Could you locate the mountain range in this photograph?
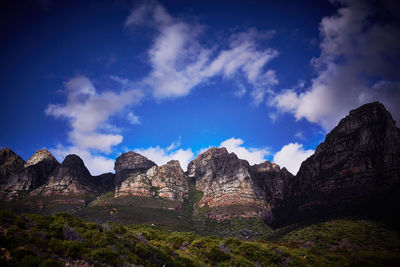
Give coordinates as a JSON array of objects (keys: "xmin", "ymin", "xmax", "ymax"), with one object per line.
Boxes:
[{"xmin": 1, "ymin": 101, "xmax": 399, "ymax": 229}]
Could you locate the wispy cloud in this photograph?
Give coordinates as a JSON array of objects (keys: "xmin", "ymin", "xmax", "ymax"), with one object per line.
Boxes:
[
  {"xmin": 270, "ymin": 0, "xmax": 400, "ymax": 130},
  {"xmin": 127, "ymin": 112, "xmax": 140, "ymax": 125},
  {"xmin": 45, "ymin": 75, "xmax": 143, "ymax": 174},
  {"xmin": 126, "ymin": 1, "xmax": 278, "ymax": 104}
]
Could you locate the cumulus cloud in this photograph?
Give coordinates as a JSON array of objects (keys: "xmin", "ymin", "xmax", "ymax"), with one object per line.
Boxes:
[
  {"xmin": 219, "ymin": 137, "xmax": 270, "ymax": 165},
  {"xmin": 46, "ymin": 75, "xmax": 143, "ymax": 174},
  {"xmin": 134, "ymin": 140, "xmax": 194, "ymax": 171},
  {"xmin": 270, "ymin": 0, "xmax": 400, "ymax": 130},
  {"xmin": 273, "ymin": 143, "xmax": 314, "ymax": 175},
  {"xmin": 126, "ymin": 1, "xmax": 278, "ymax": 104}
]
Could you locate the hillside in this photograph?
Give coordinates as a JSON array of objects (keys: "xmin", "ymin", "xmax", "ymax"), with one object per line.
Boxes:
[{"xmin": 0, "ymin": 211, "xmax": 399, "ymax": 266}]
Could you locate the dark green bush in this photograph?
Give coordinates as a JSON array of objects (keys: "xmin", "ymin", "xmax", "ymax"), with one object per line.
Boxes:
[{"xmin": 90, "ymin": 247, "xmax": 121, "ymax": 265}]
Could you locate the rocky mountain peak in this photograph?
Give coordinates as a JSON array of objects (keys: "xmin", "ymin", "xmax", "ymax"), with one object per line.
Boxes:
[
  {"xmin": 0, "ymin": 148, "xmax": 25, "ymax": 172},
  {"xmin": 30, "ymin": 154, "xmax": 98, "ymax": 203},
  {"xmin": 114, "ymin": 151, "xmax": 156, "ymax": 185},
  {"xmin": 252, "ymin": 161, "xmax": 281, "ymax": 173},
  {"xmin": 25, "ymin": 149, "xmax": 58, "ymax": 167},
  {"xmin": 187, "ymin": 147, "xmax": 268, "ymax": 219},
  {"xmin": 115, "ymin": 151, "xmax": 156, "ymax": 173},
  {"xmin": 316, "ymin": 101, "xmax": 399, "ymax": 155},
  {"xmin": 115, "ymin": 159, "xmax": 189, "ymax": 204},
  {"xmin": 59, "ymin": 154, "xmax": 91, "ymax": 178},
  {"xmin": 281, "ymin": 101, "xmax": 400, "ymax": 227}
]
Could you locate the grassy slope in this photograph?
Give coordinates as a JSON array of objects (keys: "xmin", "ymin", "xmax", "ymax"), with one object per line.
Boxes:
[{"xmin": 0, "ymin": 211, "xmax": 399, "ymax": 266}]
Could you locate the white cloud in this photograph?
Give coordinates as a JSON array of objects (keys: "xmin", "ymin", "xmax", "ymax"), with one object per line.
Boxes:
[
  {"xmin": 294, "ymin": 131, "xmax": 305, "ymax": 140},
  {"xmin": 127, "ymin": 112, "xmax": 140, "ymax": 125},
  {"xmin": 46, "ymin": 75, "xmax": 143, "ymax": 174},
  {"xmin": 219, "ymin": 137, "xmax": 270, "ymax": 166},
  {"xmin": 51, "ymin": 145, "xmax": 115, "ymax": 176},
  {"xmin": 273, "ymin": 143, "xmax": 314, "ymax": 175},
  {"xmin": 126, "ymin": 2, "xmax": 278, "ymax": 104},
  {"xmin": 234, "ymin": 84, "xmax": 247, "ymax": 97},
  {"xmin": 270, "ymin": 1, "xmax": 400, "ymax": 130},
  {"xmin": 135, "ymin": 143, "xmax": 194, "ymax": 172}
]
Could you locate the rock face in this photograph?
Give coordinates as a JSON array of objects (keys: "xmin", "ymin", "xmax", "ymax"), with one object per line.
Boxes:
[
  {"xmin": 281, "ymin": 102, "xmax": 400, "ymax": 226},
  {"xmin": 187, "ymin": 147, "xmax": 269, "ymax": 220},
  {"xmin": 251, "ymin": 161, "xmax": 294, "ymax": 225},
  {"xmin": 0, "ymin": 149, "xmax": 59, "ymax": 199},
  {"xmin": 0, "ymin": 148, "xmax": 26, "ymax": 197},
  {"xmin": 116, "ymin": 160, "xmax": 189, "ymax": 202},
  {"xmin": 31, "ymin": 154, "xmax": 99, "ymax": 202},
  {"xmin": 114, "ymin": 151, "xmax": 156, "ymax": 186}
]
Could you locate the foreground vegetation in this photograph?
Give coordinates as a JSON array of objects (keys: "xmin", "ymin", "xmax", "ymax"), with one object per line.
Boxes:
[{"xmin": 0, "ymin": 211, "xmax": 399, "ymax": 266}]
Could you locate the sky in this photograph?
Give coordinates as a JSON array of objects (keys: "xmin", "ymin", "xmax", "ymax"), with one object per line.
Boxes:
[{"xmin": 1, "ymin": 0, "xmax": 399, "ymax": 175}]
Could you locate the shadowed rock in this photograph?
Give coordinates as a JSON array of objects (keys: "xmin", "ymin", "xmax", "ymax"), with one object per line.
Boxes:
[
  {"xmin": 280, "ymin": 102, "xmax": 400, "ymax": 227},
  {"xmin": 114, "ymin": 151, "xmax": 156, "ymax": 186},
  {"xmin": 0, "ymin": 148, "xmax": 59, "ymax": 200},
  {"xmin": 30, "ymin": 154, "xmax": 98, "ymax": 202}
]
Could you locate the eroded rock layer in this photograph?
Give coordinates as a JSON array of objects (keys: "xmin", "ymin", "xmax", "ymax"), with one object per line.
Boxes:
[
  {"xmin": 114, "ymin": 151, "xmax": 156, "ymax": 186},
  {"xmin": 116, "ymin": 160, "xmax": 189, "ymax": 202},
  {"xmin": 0, "ymin": 149, "xmax": 59, "ymax": 200},
  {"xmin": 283, "ymin": 102, "xmax": 400, "ymax": 226},
  {"xmin": 31, "ymin": 154, "xmax": 99, "ymax": 203},
  {"xmin": 251, "ymin": 161, "xmax": 294, "ymax": 225},
  {"xmin": 187, "ymin": 147, "xmax": 268, "ymax": 220}
]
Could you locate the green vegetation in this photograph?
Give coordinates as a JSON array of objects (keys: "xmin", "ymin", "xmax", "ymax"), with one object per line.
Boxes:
[{"xmin": 0, "ymin": 210, "xmax": 399, "ymax": 266}]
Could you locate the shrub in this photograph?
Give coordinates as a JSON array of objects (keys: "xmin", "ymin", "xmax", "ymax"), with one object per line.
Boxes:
[{"xmin": 90, "ymin": 247, "xmax": 121, "ymax": 265}]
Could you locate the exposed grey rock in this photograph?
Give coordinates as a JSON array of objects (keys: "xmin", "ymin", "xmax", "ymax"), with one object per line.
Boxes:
[
  {"xmin": 251, "ymin": 161, "xmax": 294, "ymax": 225},
  {"xmin": 187, "ymin": 147, "xmax": 268, "ymax": 220},
  {"xmin": 116, "ymin": 160, "xmax": 189, "ymax": 202},
  {"xmin": 30, "ymin": 154, "xmax": 99, "ymax": 202},
  {"xmin": 0, "ymin": 148, "xmax": 59, "ymax": 200},
  {"xmin": 114, "ymin": 151, "xmax": 156, "ymax": 185}
]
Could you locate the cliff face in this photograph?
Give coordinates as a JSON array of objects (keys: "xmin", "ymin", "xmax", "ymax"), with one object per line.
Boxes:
[
  {"xmin": 187, "ymin": 147, "xmax": 269, "ymax": 219},
  {"xmin": 0, "ymin": 148, "xmax": 26, "ymax": 192},
  {"xmin": 116, "ymin": 160, "xmax": 189, "ymax": 202},
  {"xmin": 251, "ymin": 161, "xmax": 294, "ymax": 225},
  {"xmin": 1, "ymin": 102, "xmax": 399, "ymax": 227},
  {"xmin": 30, "ymin": 154, "xmax": 101, "ymax": 203},
  {"xmin": 283, "ymin": 102, "xmax": 400, "ymax": 226},
  {"xmin": 114, "ymin": 151, "xmax": 156, "ymax": 186},
  {"xmin": 0, "ymin": 149, "xmax": 59, "ymax": 200}
]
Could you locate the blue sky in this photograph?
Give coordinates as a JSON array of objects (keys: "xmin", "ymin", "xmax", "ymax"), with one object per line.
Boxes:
[{"xmin": 1, "ymin": 0, "xmax": 399, "ymax": 175}]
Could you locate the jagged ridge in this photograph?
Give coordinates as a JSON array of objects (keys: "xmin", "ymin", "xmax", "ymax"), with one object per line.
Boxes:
[{"xmin": 0, "ymin": 102, "xmax": 399, "ymax": 227}]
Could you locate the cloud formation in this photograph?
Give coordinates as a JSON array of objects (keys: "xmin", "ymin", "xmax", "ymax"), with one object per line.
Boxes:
[
  {"xmin": 271, "ymin": 0, "xmax": 400, "ymax": 130},
  {"xmin": 126, "ymin": 1, "xmax": 278, "ymax": 104},
  {"xmin": 219, "ymin": 137, "xmax": 270, "ymax": 166},
  {"xmin": 46, "ymin": 75, "xmax": 143, "ymax": 174},
  {"xmin": 273, "ymin": 143, "xmax": 314, "ymax": 175},
  {"xmin": 134, "ymin": 141, "xmax": 194, "ymax": 171}
]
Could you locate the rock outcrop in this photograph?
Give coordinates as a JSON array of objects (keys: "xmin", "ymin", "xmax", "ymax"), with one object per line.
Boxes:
[
  {"xmin": 251, "ymin": 161, "xmax": 294, "ymax": 225},
  {"xmin": 187, "ymin": 147, "xmax": 268, "ymax": 220},
  {"xmin": 31, "ymin": 154, "xmax": 100, "ymax": 203},
  {"xmin": 114, "ymin": 151, "xmax": 156, "ymax": 186},
  {"xmin": 280, "ymin": 102, "xmax": 400, "ymax": 226},
  {"xmin": 116, "ymin": 160, "xmax": 189, "ymax": 203},
  {"xmin": 0, "ymin": 149, "xmax": 59, "ymax": 200}
]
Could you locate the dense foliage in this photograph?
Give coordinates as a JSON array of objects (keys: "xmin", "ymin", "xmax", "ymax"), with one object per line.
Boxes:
[{"xmin": 0, "ymin": 211, "xmax": 399, "ymax": 266}]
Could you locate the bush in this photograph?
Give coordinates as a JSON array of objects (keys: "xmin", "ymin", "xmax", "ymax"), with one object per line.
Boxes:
[{"xmin": 90, "ymin": 247, "xmax": 121, "ymax": 265}]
